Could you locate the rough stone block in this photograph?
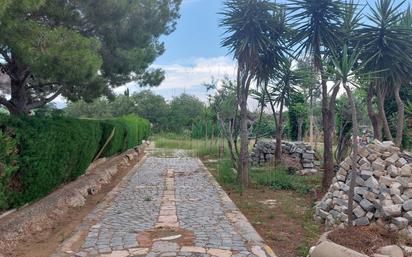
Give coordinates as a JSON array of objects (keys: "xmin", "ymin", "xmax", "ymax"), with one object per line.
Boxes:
[
  {"xmin": 358, "ymin": 147, "xmax": 369, "ymax": 158},
  {"xmin": 386, "ymin": 153, "xmax": 400, "ymax": 164},
  {"xmin": 360, "ymin": 199, "xmax": 375, "ymax": 212},
  {"xmin": 353, "ymin": 205, "xmax": 366, "ymax": 218},
  {"xmin": 354, "ymin": 217, "xmax": 370, "ymax": 226},
  {"xmin": 403, "ymin": 211, "xmax": 412, "ymax": 221},
  {"xmin": 393, "ymin": 217, "xmax": 409, "ymax": 229},
  {"xmin": 354, "ymin": 186, "xmax": 368, "ymax": 196},
  {"xmin": 372, "ymin": 158, "xmax": 386, "ymax": 172},
  {"xmin": 403, "ymin": 200, "xmax": 412, "ymax": 211},
  {"xmin": 388, "ymin": 165, "xmax": 399, "ymax": 177},
  {"xmin": 365, "ymin": 176, "xmax": 379, "ymax": 189},
  {"xmin": 380, "ymin": 176, "xmax": 395, "ymax": 187},
  {"xmin": 392, "ymin": 194, "xmax": 404, "ymax": 204},
  {"xmin": 382, "ymin": 204, "xmax": 402, "ymax": 217},
  {"xmin": 367, "ymin": 154, "xmax": 379, "ymax": 162},
  {"xmin": 401, "ymin": 165, "xmax": 412, "ymax": 177}
]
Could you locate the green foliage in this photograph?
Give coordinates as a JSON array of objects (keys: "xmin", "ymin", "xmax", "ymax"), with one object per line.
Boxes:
[
  {"xmin": 119, "ymin": 115, "xmax": 150, "ymax": 149},
  {"xmin": 99, "ymin": 119, "xmax": 128, "ymax": 157},
  {"xmin": 252, "ymin": 168, "xmax": 320, "ymax": 195},
  {"xmin": 0, "ymin": 127, "xmax": 18, "ymax": 210},
  {"xmin": 288, "ymin": 92, "xmax": 308, "ymax": 141},
  {"xmin": 132, "ymin": 90, "xmax": 170, "ymax": 129},
  {"xmin": 191, "ymin": 120, "xmax": 220, "ymax": 139},
  {"xmin": 0, "ymin": 0, "xmax": 182, "ymax": 114},
  {"xmin": 0, "ymin": 114, "xmax": 149, "ymax": 210},
  {"xmin": 385, "ymin": 85, "xmax": 412, "ymax": 149},
  {"xmin": 168, "ymin": 94, "xmax": 204, "ymax": 132},
  {"xmin": 250, "ymin": 113, "xmax": 275, "ymax": 138}
]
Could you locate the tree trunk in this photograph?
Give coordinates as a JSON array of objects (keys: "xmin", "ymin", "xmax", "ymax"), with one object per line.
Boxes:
[
  {"xmin": 315, "ymin": 44, "xmax": 338, "ymax": 191},
  {"xmin": 255, "ymin": 103, "xmax": 264, "ymax": 145},
  {"xmin": 309, "ymin": 94, "xmax": 314, "ymax": 147},
  {"xmin": 394, "ymin": 84, "xmax": 405, "ymax": 147},
  {"xmin": 297, "ymin": 117, "xmax": 304, "ymax": 142},
  {"xmin": 239, "ymin": 97, "xmax": 249, "ymax": 187},
  {"xmin": 217, "ymin": 114, "xmax": 238, "ymax": 169},
  {"xmin": 344, "ymin": 84, "xmax": 359, "ymax": 228},
  {"xmin": 367, "ymin": 84, "xmax": 383, "ymax": 141},
  {"xmin": 377, "ymin": 88, "xmax": 393, "ymax": 141},
  {"xmin": 274, "ymin": 100, "xmax": 284, "ymax": 161},
  {"xmin": 321, "ymin": 77, "xmax": 338, "ymax": 190}
]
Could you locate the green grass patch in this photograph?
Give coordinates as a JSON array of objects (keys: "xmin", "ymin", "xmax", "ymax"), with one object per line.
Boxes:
[
  {"xmin": 251, "ymin": 166, "xmax": 321, "ymax": 195},
  {"xmin": 154, "ymin": 133, "xmax": 227, "ymax": 159}
]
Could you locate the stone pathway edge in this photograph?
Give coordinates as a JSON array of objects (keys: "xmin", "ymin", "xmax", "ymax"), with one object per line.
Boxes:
[
  {"xmin": 196, "ymin": 159, "xmax": 278, "ymax": 257},
  {"xmin": 53, "ymin": 155, "xmax": 149, "ymax": 256}
]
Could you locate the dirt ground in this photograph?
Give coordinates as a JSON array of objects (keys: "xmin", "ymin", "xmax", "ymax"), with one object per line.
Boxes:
[
  {"xmin": 5, "ymin": 154, "xmax": 143, "ymax": 257},
  {"xmin": 328, "ymin": 226, "xmax": 397, "ymax": 256},
  {"xmin": 222, "ymin": 185, "xmax": 322, "ymax": 257}
]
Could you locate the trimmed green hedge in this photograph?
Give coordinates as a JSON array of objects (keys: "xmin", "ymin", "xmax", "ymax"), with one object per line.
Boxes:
[{"xmin": 0, "ymin": 114, "xmax": 150, "ymax": 210}]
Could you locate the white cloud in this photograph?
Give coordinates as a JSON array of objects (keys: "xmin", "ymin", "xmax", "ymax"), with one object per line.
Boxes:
[{"xmin": 151, "ymin": 56, "xmax": 237, "ymax": 92}]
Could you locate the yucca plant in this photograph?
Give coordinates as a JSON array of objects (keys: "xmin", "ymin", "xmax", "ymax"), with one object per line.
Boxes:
[
  {"xmin": 289, "ymin": 0, "xmax": 344, "ymax": 190},
  {"xmin": 330, "ymin": 44, "xmax": 371, "ymax": 227},
  {"xmin": 359, "ymin": 0, "xmax": 412, "ymax": 146},
  {"xmin": 220, "ymin": 0, "xmax": 287, "ymax": 187}
]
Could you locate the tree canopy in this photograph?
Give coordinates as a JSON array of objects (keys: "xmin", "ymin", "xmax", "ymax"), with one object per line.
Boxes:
[{"xmin": 0, "ymin": 0, "xmax": 182, "ymax": 115}]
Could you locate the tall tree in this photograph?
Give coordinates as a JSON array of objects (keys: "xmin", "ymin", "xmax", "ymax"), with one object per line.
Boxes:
[
  {"xmin": 295, "ymin": 58, "xmax": 319, "ymax": 146},
  {"xmin": 0, "ymin": 0, "xmax": 181, "ymax": 115},
  {"xmin": 331, "ymin": 45, "xmax": 366, "ymax": 227},
  {"xmin": 265, "ymin": 59, "xmax": 299, "ymax": 161},
  {"xmin": 289, "ymin": 0, "xmax": 343, "ymax": 190},
  {"xmin": 359, "ymin": 0, "xmax": 412, "ymax": 146},
  {"xmin": 221, "ymin": 0, "xmax": 286, "ymax": 187},
  {"xmin": 132, "ymin": 90, "xmax": 169, "ymax": 129}
]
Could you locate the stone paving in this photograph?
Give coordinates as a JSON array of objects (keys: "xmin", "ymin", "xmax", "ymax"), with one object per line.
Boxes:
[{"xmin": 53, "ymin": 148, "xmax": 276, "ymax": 257}]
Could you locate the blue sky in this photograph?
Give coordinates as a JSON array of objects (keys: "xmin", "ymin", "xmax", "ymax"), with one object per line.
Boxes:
[
  {"xmin": 121, "ymin": 0, "xmax": 237, "ymax": 102},
  {"xmin": 115, "ymin": 0, "xmax": 404, "ymax": 103}
]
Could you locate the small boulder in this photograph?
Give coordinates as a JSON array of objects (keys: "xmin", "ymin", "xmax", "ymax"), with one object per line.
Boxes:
[{"xmin": 376, "ymin": 245, "xmax": 404, "ymax": 257}]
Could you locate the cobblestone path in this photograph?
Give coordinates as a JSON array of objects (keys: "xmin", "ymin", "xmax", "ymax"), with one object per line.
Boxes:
[{"xmin": 54, "ymin": 148, "xmax": 276, "ymax": 257}]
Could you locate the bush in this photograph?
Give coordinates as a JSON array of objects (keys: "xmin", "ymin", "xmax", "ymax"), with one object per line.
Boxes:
[
  {"xmin": 0, "ymin": 114, "xmax": 149, "ymax": 210},
  {"xmin": 100, "ymin": 119, "xmax": 128, "ymax": 157}
]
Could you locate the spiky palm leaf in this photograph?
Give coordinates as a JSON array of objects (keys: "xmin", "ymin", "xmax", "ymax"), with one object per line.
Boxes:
[
  {"xmin": 221, "ymin": 0, "xmax": 287, "ymax": 77},
  {"xmin": 288, "ymin": 0, "xmax": 343, "ymax": 67},
  {"xmin": 359, "ymin": 0, "xmax": 412, "ymax": 84}
]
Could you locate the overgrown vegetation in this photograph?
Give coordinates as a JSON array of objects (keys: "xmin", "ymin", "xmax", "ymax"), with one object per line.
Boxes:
[{"xmin": 0, "ymin": 114, "xmax": 150, "ymax": 210}]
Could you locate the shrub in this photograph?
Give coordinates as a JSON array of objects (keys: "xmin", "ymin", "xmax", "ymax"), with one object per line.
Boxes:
[
  {"xmin": 100, "ymin": 119, "xmax": 127, "ymax": 157},
  {"xmin": 0, "ymin": 114, "xmax": 149, "ymax": 210},
  {"xmin": 120, "ymin": 115, "xmax": 150, "ymax": 148}
]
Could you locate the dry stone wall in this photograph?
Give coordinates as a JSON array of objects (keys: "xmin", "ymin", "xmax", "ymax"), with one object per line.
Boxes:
[
  {"xmin": 316, "ymin": 140, "xmax": 412, "ymax": 234},
  {"xmin": 250, "ymin": 141, "xmax": 318, "ymax": 174}
]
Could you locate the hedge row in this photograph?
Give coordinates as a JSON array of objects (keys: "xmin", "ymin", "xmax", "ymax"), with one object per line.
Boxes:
[{"xmin": 0, "ymin": 114, "xmax": 150, "ymax": 210}]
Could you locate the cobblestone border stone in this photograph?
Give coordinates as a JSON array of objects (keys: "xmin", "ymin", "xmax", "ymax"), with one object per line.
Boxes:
[
  {"xmin": 52, "ymin": 154, "xmax": 149, "ymax": 257},
  {"xmin": 196, "ymin": 159, "xmax": 278, "ymax": 257}
]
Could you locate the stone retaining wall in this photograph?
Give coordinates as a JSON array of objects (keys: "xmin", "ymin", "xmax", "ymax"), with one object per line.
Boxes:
[
  {"xmin": 0, "ymin": 142, "xmax": 150, "ymax": 253},
  {"xmin": 315, "ymin": 140, "xmax": 412, "ymax": 235},
  {"xmin": 250, "ymin": 141, "xmax": 318, "ymax": 174}
]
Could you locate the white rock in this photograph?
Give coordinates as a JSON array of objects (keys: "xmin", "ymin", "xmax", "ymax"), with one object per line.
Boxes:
[
  {"xmin": 382, "ymin": 204, "xmax": 402, "ymax": 217},
  {"xmin": 376, "ymin": 245, "xmax": 404, "ymax": 257}
]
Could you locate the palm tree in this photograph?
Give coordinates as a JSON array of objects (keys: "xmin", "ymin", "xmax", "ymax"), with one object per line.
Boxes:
[
  {"xmin": 265, "ymin": 59, "xmax": 299, "ymax": 161},
  {"xmin": 359, "ymin": 0, "xmax": 412, "ymax": 147},
  {"xmin": 289, "ymin": 0, "xmax": 343, "ymax": 190},
  {"xmin": 221, "ymin": 0, "xmax": 286, "ymax": 187},
  {"xmin": 330, "ymin": 44, "xmax": 368, "ymax": 227}
]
